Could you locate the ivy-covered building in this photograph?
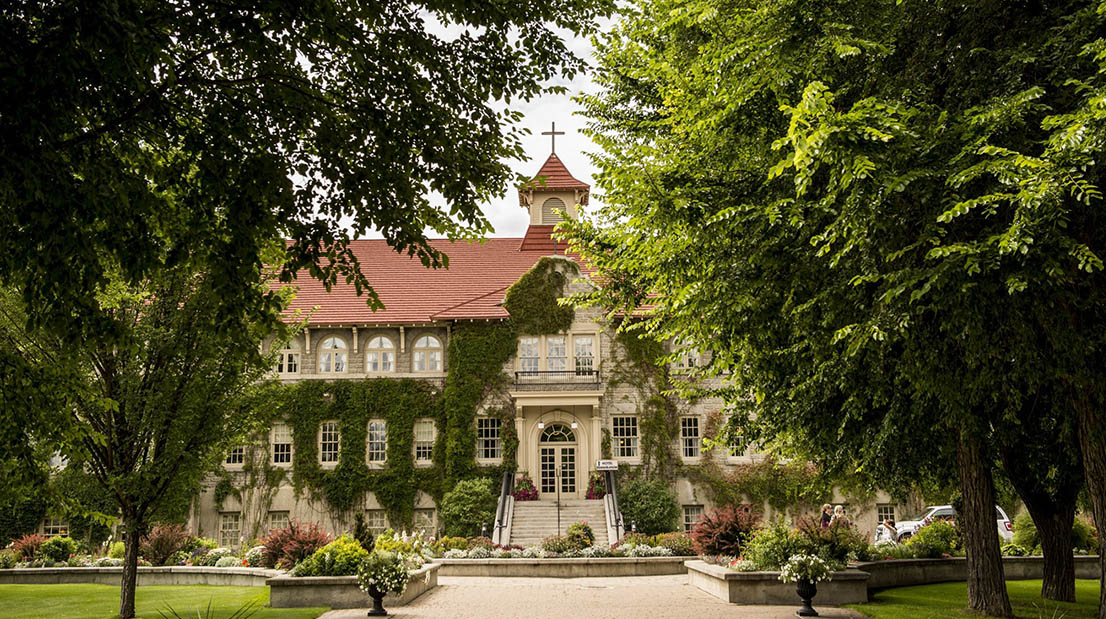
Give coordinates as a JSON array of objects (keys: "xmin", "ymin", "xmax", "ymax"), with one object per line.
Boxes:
[{"xmin": 193, "ymin": 151, "xmax": 898, "ymax": 547}]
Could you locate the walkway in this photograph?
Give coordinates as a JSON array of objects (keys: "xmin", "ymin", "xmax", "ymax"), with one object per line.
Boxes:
[{"xmin": 319, "ymin": 575, "xmax": 865, "ymax": 618}]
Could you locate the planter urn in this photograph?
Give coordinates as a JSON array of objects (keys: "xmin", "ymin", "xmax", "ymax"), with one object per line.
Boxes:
[
  {"xmin": 366, "ymin": 585, "xmax": 388, "ymax": 616},
  {"xmin": 795, "ymin": 578, "xmax": 818, "ymax": 617}
]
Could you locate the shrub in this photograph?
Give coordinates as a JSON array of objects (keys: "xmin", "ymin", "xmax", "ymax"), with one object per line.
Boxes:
[
  {"xmin": 215, "ymin": 556, "xmax": 240, "ymax": 568},
  {"xmin": 373, "ymin": 530, "xmax": 433, "ymax": 567},
  {"xmin": 436, "ymin": 536, "xmax": 469, "ymax": 552},
  {"xmin": 1074, "ymin": 516, "xmax": 1097, "ymax": 552},
  {"xmin": 540, "ymin": 535, "xmax": 573, "ymax": 554},
  {"xmin": 653, "ymin": 532, "xmax": 695, "ymax": 556},
  {"xmin": 618, "ymin": 479, "xmax": 681, "ymax": 535},
  {"xmin": 440, "ymin": 478, "xmax": 498, "ymax": 538},
  {"xmin": 727, "ymin": 558, "xmax": 757, "ymax": 572},
  {"xmin": 198, "ymin": 547, "xmax": 237, "ymax": 567},
  {"xmin": 291, "ymin": 535, "xmax": 369, "ymax": 577},
  {"xmin": 465, "ymin": 536, "xmax": 495, "ymax": 550},
  {"xmin": 93, "ymin": 557, "xmax": 123, "ymax": 567},
  {"xmin": 1012, "ymin": 511, "xmax": 1037, "ymax": 550},
  {"xmin": 870, "ymin": 542, "xmax": 916, "ymax": 560},
  {"xmin": 107, "ymin": 541, "xmax": 125, "ymax": 559},
  {"xmin": 467, "ymin": 546, "xmax": 492, "ymax": 559},
  {"xmin": 139, "ymin": 523, "xmax": 192, "ymax": 566},
  {"xmin": 513, "ymin": 475, "xmax": 539, "ymax": 502},
  {"xmin": 617, "ymin": 532, "xmax": 653, "ymax": 548},
  {"xmin": 357, "ymin": 550, "xmax": 410, "ymax": 596},
  {"xmin": 167, "ymin": 549, "xmax": 190, "ymax": 566},
  {"xmin": 0, "ymin": 550, "xmax": 16, "ymax": 569},
  {"xmin": 10, "ymin": 533, "xmax": 47, "ymax": 560},
  {"xmin": 691, "ymin": 505, "xmax": 760, "ymax": 557},
  {"xmin": 626, "ymin": 544, "xmax": 672, "ymax": 557},
  {"xmin": 1012, "ymin": 511, "xmax": 1098, "ymax": 553},
  {"xmin": 566, "ymin": 522, "xmax": 595, "ymax": 549},
  {"xmin": 1002, "ymin": 543, "xmax": 1030, "ymax": 557},
  {"xmin": 906, "ymin": 520, "xmax": 960, "ymax": 559},
  {"xmin": 260, "ymin": 521, "xmax": 332, "ymax": 570},
  {"xmin": 39, "ymin": 536, "xmax": 79, "ymax": 563},
  {"xmin": 743, "ymin": 520, "xmax": 801, "ymax": 570},
  {"xmin": 586, "ymin": 473, "xmax": 606, "ymax": 500},
  {"xmin": 794, "ymin": 516, "xmax": 870, "ymax": 563},
  {"xmin": 580, "ymin": 545, "xmax": 612, "ymax": 558},
  {"xmin": 244, "ymin": 545, "xmax": 266, "ymax": 567},
  {"xmin": 351, "ymin": 513, "xmax": 375, "ymax": 554}
]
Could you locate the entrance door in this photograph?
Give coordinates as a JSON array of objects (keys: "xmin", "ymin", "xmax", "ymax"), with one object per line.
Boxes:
[{"xmin": 539, "ymin": 424, "xmax": 578, "ymax": 499}]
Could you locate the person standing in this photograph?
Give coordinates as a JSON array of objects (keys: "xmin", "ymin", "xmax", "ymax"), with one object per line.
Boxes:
[
  {"xmin": 875, "ymin": 518, "xmax": 897, "ymax": 543},
  {"xmin": 820, "ymin": 504, "xmax": 833, "ymax": 527},
  {"xmin": 831, "ymin": 504, "xmax": 847, "ymax": 525}
]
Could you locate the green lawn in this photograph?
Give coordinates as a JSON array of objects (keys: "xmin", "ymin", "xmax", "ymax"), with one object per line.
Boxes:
[
  {"xmin": 847, "ymin": 579, "xmax": 1101, "ymax": 619},
  {"xmin": 0, "ymin": 584, "xmax": 328, "ymax": 619}
]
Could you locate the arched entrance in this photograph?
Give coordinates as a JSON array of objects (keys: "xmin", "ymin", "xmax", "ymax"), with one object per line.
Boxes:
[{"xmin": 539, "ymin": 423, "xmax": 578, "ymax": 499}]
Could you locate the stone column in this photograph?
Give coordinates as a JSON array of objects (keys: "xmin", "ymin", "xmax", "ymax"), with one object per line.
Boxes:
[
  {"xmin": 515, "ymin": 406, "xmax": 527, "ymax": 475},
  {"xmin": 591, "ymin": 407, "xmax": 601, "ymax": 464}
]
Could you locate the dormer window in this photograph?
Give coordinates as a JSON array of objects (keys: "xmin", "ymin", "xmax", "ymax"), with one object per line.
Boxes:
[{"xmin": 541, "ymin": 197, "xmax": 566, "ymax": 224}]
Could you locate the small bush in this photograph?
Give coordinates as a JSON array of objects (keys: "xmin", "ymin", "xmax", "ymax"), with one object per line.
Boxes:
[
  {"xmin": 743, "ymin": 520, "xmax": 801, "ymax": 570},
  {"xmin": 794, "ymin": 516, "xmax": 870, "ymax": 563},
  {"xmin": 260, "ymin": 521, "xmax": 332, "ymax": 570},
  {"xmin": 566, "ymin": 522, "xmax": 595, "ymax": 549},
  {"xmin": 691, "ymin": 505, "xmax": 760, "ymax": 557},
  {"xmin": 617, "ymin": 532, "xmax": 653, "ymax": 548},
  {"xmin": 10, "ymin": 533, "xmax": 47, "ymax": 560},
  {"xmin": 39, "ymin": 536, "xmax": 79, "ymax": 563},
  {"xmin": 436, "ymin": 536, "xmax": 469, "ymax": 552},
  {"xmin": 618, "ymin": 479, "xmax": 681, "ymax": 535},
  {"xmin": 139, "ymin": 523, "xmax": 192, "ymax": 566},
  {"xmin": 93, "ymin": 557, "xmax": 123, "ymax": 567},
  {"xmin": 1001, "ymin": 543, "xmax": 1030, "ymax": 556},
  {"xmin": 197, "ymin": 547, "xmax": 236, "ymax": 567},
  {"xmin": 0, "ymin": 550, "xmax": 16, "ymax": 568},
  {"xmin": 540, "ymin": 535, "xmax": 574, "ymax": 554},
  {"xmin": 626, "ymin": 544, "xmax": 672, "ymax": 557},
  {"xmin": 1012, "ymin": 512, "xmax": 1098, "ymax": 553},
  {"xmin": 440, "ymin": 478, "xmax": 498, "ymax": 538},
  {"xmin": 107, "ymin": 541, "xmax": 125, "ymax": 559},
  {"xmin": 513, "ymin": 475, "xmax": 539, "ymax": 501},
  {"xmin": 1012, "ymin": 512, "xmax": 1037, "ymax": 550},
  {"xmin": 907, "ymin": 520, "xmax": 960, "ymax": 559},
  {"xmin": 653, "ymin": 532, "xmax": 695, "ymax": 556},
  {"xmin": 351, "ymin": 513, "xmax": 375, "ymax": 554},
  {"xmin": 465, "ymin": 536, "xmax": 495, "ymax": 550},
  {"xmin": 467, "ymin": 546, "xmax": 492, "ymax": 559},
  {"xmin": 585, "ymin": 473, "xmax": 606, "ymax": 500},
  {"xmin": 1074, "ymin": 516, "xmax": 1097, "ymax": 552},
  {"xmin": 291, "ymin": 535, "xmax": 369, "ymax": 577},
  {"xmin": 214, "ymin": 556, "xmax": 240, "ymax": 568}
]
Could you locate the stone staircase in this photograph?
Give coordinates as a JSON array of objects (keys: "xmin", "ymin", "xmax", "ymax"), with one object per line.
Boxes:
[{"xmin": 508, "ymin": 499, "xmax": 610, "ymax": 548}]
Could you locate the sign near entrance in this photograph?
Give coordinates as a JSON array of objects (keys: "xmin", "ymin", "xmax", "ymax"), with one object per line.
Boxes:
[{"xmin": 595, "ymin": 460, "xmax": 618, "ymax": 471}]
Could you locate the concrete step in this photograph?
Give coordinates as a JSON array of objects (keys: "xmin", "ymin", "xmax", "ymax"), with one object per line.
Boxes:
[{"xmin": 508, "ymin": 500, "xmax": 609, "ymax": 548}]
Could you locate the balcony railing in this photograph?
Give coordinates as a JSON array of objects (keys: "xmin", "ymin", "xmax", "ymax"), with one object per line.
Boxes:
[{"xmin": 513, "ymin": 369, "xmax": 602, "ymax": 390}]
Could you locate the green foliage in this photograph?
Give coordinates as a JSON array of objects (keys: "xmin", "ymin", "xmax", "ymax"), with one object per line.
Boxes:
[
  {"xmin": 259, "ymin": 522, "xmax": 332, "ymax": 570},
  {"xmin": 744, "ymin": 520, "xmax": 802, "ymax": 570},
  {"xmin": 688, "ymin": 455, "xmax": 832, "ymax": 513},
  {"xmin": 1012, "ymin": 511, "xmax": 1039, "ymax": 551},
  {"xmin": 610, "ymin": 331, "xmax": 679, "ymax": 478},
  {"xmin": 0, "ymin": 550, "xmax": 15, "ymax": 569},
  {"xmin": 618, "ymin": 478, "xmax": 681, "ymax": 535},
  {"xmin": 139, "ymin": 523, "xmax": 192, "ymax": 567},
  {"xmin": 435, "ymin": 537, "xmax": 470, "ymax": 552},
  {"xmin": 351, "ymin": 513, "xmax": 375, "ymax": 555},
  {"xmin": 566, "ymin": 522, "xmax": 596, "ymax": 548},
  {"xmin": 1002, "ymin": 544, "xmax": 1031, "ymax": 557},
  {"xmin": 907, "ymin": 521, "xmax": 961, "ymax": 559},
  {"xmin": 0, "ymin": 492, "xmax": 46, "ymax": 545},
  {"xmin": 689, "ymin": 505, "xmax": 759, "ymax": 557},
  {"xmin": 793, "ymin": 517, "xmax": 871, "ymax": 563},
  {"xmin": 108, "ymin": 542, "xmax": 126, "ymax": 559},
  {"xmin": 358, "ymin": 550, "xmax": 410, "ymax": 595},
  {"xmin": 440, "ymin": 478, "xmax": 498, "ymax": 538},
  {"xmin": 38, "ymin": 536, "xmax": 78, "ymax": 563},
  {"xmin": 652, "ymin": 532, "xmax": 695, "ymax": 556},
  {"xmin": 50, "ymin": 468, "xmax": 118, "ymax": 545},
  {"xmin": 291, "ymin": 535, "xmax": 369, "ymax": 577},
  {"xmin": 503, "ymin": 257, "xmax": 578, "ymax": 335},
  {"xmin": 1012, "ymin": 512, "xmax": 1098, "ymax": 553}
]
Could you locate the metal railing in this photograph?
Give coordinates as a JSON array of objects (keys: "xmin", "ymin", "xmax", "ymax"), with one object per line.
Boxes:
[
  {"xmin": 513, "ymin": 369, "xmax": 602, "ymax": 389},
  {"xmin": 492, "ymin": 471, "xmax": 515, "ymax": 545},
  {"xmin": 604, "ymin": 469, "xmax": 624, "ymax": 541}
]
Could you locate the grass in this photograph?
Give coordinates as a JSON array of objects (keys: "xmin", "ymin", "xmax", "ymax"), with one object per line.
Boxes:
[
  {"xmin": 846, "ymin": 579, "xmax": 1101, "ymax": 619},
  {"xmin": 0, "ymin": 584, "xmax": 328, "ymax": 619}
]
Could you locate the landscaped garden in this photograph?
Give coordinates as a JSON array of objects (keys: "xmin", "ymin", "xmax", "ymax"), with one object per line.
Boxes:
[{"xmin": 847, "ymin": 580, "xmax": 1103, "ymax": 619}]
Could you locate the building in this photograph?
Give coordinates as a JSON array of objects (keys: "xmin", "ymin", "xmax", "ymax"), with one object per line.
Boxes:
[{"xmin": 190, "ymin": 148, "xmax": 899, "ymax": 548}]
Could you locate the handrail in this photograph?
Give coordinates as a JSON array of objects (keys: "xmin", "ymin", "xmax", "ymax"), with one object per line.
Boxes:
[
  {"xmin": 492, "ymin": 471, "xmax": 514, "ymax": 545},
  {"xmin": 513, "ymin": 370, "xmax": 602, "ymax": 389},
  {"xmin": 604, "ymin": 469, "xmax": 624, "ymax": 542}
]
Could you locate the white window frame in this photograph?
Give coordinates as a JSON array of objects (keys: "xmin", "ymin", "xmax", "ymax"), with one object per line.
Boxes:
[
  {"xmin": 276, "ymin": 337, "xmax": 300, "ymax": 375},
  {"xmin": 519, "ymin": 337, "xmax": 540, "ymax": 374},
  {"xmin": 366, "ymin": 419, "xmax": 387, "ymax": 465},
  {"xmin": 573, "ymin": 334, "xmax": 595, "ymax": 375},
  {"xmin": 611, "ymin": 416, "xmax": 639, "ymax": 459},
  {"xmin": 41, "ymin": 518, "xmax": 68, "ymax": 536},
  {"xmin": 672, "ymin": 339, "xmax": 700, "ymax": 371},
  {"xmin": 683, "ymin": 505, "xmax": 704, "ymax": 533},
  {"xmin": 365, "ymin": 335, "xmax": 396, "ymax": 373},
  {"xmin": 225, "ymin": 446, "xmax": 245, "ymax": 467},
  {"xmin": 681, "ymin": 416, "xmax": 701, "ymax": 459},
  {"xmin": 476, "ymin": 417, "xmax": 502, "ymax": 462},
  {"xmin": 414, "ymin": 508, "xmax": 436, "ymax": 536},
  {"xmin": 413, "ymin": 335, "xmax": 443, "ymax": 372},
  {"xmin": 318, "ymin": 336, "xmax": 348, "ymax": 374},
  {"xmin": 877, "ymin": 504, "xmax": 896, "ymax": 524},
  {"xmin": 413, "ymin": 419, "xmax": 435, "ymax": 465},
  {"xmin": 546, "ymin": 335, "xmax": 567, "ymax": 374},
  {"xmin": 319, "ymin": 420, "xmax": 341, "ymax": 465},
  {"xmin": 267, "ymin": 511, "xmax": 290, "ymax": 533},
  {"xmin": 219, "ymin": 512, "xmax": 241, "ymax": 547},
  {"xmin": 365, "ymin": 509, "xmax": 388, "ymax": 534},
  {"xmin": 271, "ymin": 423, "xmax": 293, "ymax": 466}
]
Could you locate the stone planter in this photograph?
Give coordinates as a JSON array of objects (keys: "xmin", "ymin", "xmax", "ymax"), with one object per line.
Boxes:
[
  {"xmin": 435, "ymin": 556, "xmax": 688, "ymax": 577},
  {"xmin": 267, "ymin": 562, "xmax": 438, "ymax": 609},
  {"xmin": 0, "ymin": 566, "xmax": 280, "ymax": 587},
  {"xmin": 684, "ymin": 560, "xmax": 869, "ymax": 606}
]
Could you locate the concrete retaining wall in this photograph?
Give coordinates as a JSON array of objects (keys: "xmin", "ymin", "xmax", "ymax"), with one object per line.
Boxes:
[
  {"xmin": 267, "ymin": 562, "xmax": 438, "ymax": 609},
  {"xmin": 685, "ymin": 560, "xmax": 870, "ymax": 605},
  {"xmin": 435, "ymin": 556, "xmax": 688, "ymax": 577},
  {"xmin": 0, "ymin": 566, "xmax": 281, "ymax": 587},
  {"xmin": 856, "ymin": 556, "xmax": 1102, "ymax": 590}
]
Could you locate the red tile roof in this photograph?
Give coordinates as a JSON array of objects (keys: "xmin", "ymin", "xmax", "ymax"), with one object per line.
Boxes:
[
  {"xmin": 517, "ymin": 225, "xmax": 567, "ymax": 254},
  {"xmin": 281, "ymin": 238, "xmax": 561, "ymax": 325},
  {"xmin": 519, "ymin": 153, "xmax": 590, "ymax": 205}
]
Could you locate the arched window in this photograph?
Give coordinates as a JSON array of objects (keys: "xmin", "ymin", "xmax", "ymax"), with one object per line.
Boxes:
[
  {"xmin": 276, "ymin": 337, "xmax": 299, "ymax": 374},
  {"xmin": 365, "ymin": 336, "xmax": 395, "ymax": 373},
  {"xmin": 540, "ymin": 424, "xmax": 576, "ymax": 443},
  {"xmin": 541, "ymin": 197, "xmax": 566, "ymax": 224},
  {"xmin": 318, "ymin": 337, "xmax": 348, "ymax": 373},
  {"xmin": 413, "ymin": 335, "xmax": 443, "ymax": 372}
]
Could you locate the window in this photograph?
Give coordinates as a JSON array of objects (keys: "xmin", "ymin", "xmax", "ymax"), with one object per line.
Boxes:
[
  {"xmin": 271, "ymin": 423, "xmax": 293, "ymax": 465},
  {"xmin": 574, "ymin": 335, "xmax": 594, "ymax": 374},
  {"xmin": 414, "ymin": 509, "xmax": 436, "ymax": 537},
  {"xmin": 519, "ymin": 337, "xmax": 540, "ymax": 374},
  {"xmin": 219, "ymin": 512, "xmax": 241, "ymax": 547},
  {"xmin": 42, "ymin": 518, "xmax": 67, "ymax": 536},
  {"xmin": 319, "ymin": 421, "xmax": 341, "ymax": 463},
  {"xmin": 414, "ymin": 419, "xmax": 435, "ymax": 463},
  {"xmin": 365, "ymin": 336, "xmax": 395, "ymax": 373},
  {"xmin": 365, "ymin": 510, "xmax": 388, "ymax": 534},
  {"xmin": 612, "ymin": 416, "xmax": 639, "ymax": 458},
  {"xmin": 267, "ymin": 511, "xmax": 290, "ymax": 532},
  {"xmin": 476, "ymin": 417, "xmax": 502, "ymax": 460},
  {"xmin": 672, "ymin": 339, "xmax": 700, "ymax": 371},
  {"xmin": 877, "ymin": 504, "xmax": 896, "ymax": 524},
  {"xmin": 683, "ymin": 505, "xmax": 704, "ymax": 533},
  {"xmin": 681, "ymin": 416, "xmax": 701, "ymax": 458},
  {"xmin": 318, "ymin": 337, "xmax": 348, "ymax": 373},
  {"xmin": 276, "ymin": 338, "xmax": 300, "ymax": 374},
  {"xmin": 225, "ymin": 446, "xmax": 245, "ymax": 465},
  {"xmin": 541, "ymin": 197, "xmax": 566, "ymax": 224},
  {"xmin": 546, "ymin": 336, "xmax": 567, "ymax": 373},
  {"xmin": 413, "ymin": 335, "xmax": 443, "ymax": 372},
  {"xmin": 367, "ymin": 420, "xmax": 387, "ymax": 464}
]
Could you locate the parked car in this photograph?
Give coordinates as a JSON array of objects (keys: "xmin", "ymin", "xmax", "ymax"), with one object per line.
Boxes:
[{"xmin": 895, "ymin": 505, "xmax": 1013, "ymax": 542}]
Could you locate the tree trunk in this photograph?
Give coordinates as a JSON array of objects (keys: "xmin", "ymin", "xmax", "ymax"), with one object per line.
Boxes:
[
  {"xmin": 957, "ymin": 430, "xmax": 1013, "ymax": 617},
  {"xmin": 119, "ymin": 519, "xmax": 141, "ymax": 619},
  {"xmin": 1074, "ymin": 398, "xmax": 1106, "ymax": 619},
  {"xmin": 1032, "ymin": 507, "xmax": 1077, "ymax": 602}
]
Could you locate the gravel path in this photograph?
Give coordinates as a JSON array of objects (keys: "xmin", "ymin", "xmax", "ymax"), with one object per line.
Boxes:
[{"xmin": 318, "ymin": 575, "xmax": 866, "ymax": 618}]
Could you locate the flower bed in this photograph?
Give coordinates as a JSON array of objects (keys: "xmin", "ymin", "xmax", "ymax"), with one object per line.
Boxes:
[
  {"xmin": 685, "ymin": 560, "xmax": 870, "ymax": 605},
  {"xmin": 267, "ymin": 561, "xmax": 439, "ymax": 609}
]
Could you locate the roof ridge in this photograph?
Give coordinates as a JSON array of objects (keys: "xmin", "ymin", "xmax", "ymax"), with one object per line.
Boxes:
[{"xmin": 429, "ymin": 285, "xmax": 510, "ymax": 319}]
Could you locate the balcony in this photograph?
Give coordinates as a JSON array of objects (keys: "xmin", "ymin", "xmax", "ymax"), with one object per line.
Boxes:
[{"xmin": 513, "ymin": 370, "xmax": 602, "ymax": 391}]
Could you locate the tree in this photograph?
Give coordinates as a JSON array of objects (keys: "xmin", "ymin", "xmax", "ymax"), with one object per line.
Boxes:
[
  {"xmin": 563, "ymin": 1, "xmax": 1106, "ymax": 616},
  {"xmin": 0, "ymin": 265, "xmax": 277, "ymax": 618}
]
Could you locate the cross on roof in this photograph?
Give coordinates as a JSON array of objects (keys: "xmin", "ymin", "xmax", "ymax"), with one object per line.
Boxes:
[{"xmin": 542, "ymin": 122, "xmax": 565, "ymax": 154}]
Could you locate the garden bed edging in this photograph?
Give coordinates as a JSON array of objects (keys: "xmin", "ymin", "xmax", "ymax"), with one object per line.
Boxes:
[
  {"xmin": 685, "ymin": 560, "xmax": 870, "ymax": 605},
  {"xmin": 435, "ymin": 556, "xmax": 688, "ymax": 577},
  {"xmin": 267, "ymin": 562, "xmax": 438, "ymax": 609},
  {"xmin": 0, "ymin": 566, "xmax": 280, "ymax": 587}
]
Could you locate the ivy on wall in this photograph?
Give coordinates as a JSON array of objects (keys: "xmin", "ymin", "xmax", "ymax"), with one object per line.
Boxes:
[
  {"xmin": 503, "ymin": 256, "xmax": 577, "ymax": 335},
  {"xmin": 609, "ymin": 329, "xmax": 682, "ymax": 480}
]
